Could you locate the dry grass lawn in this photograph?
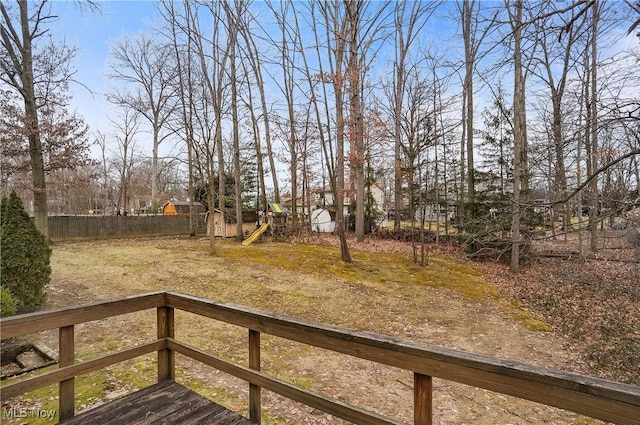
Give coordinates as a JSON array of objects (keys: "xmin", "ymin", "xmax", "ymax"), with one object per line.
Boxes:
[{"xmin": 2, "ymin": 236, "xmax": 613, "ymax": 425}]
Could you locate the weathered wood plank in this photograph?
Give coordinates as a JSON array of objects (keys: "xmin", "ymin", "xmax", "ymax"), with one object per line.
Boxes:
[
  {"xmin": 166, "ymin": 291, "xmax": 640, "ymax": 425},
  {"xmin": 0, "ymin": 292, "xmax": 165, "ymax": 339},
  {"xmin": 248, "ymin": 329, "xmax": 261, "ymax": 424},
  {"xmin": 59, "ymin": 380, "xmax": 249, "ymax": 425},
  {"xmin": 0, "ymin": 341, "xmax": 164, "ymax": 401},
  {"xmin": 99, "ymin": 380, "xmax": 208, "ymax": 424},
  {"xmin": 3, "ymin": 291, "xmax": 639, "ymax": 425},
  {"xmin": 159, "ymin": 399, "xmax": 228, "ymax": 425},
  {"xmin": 168, "ymin": 339, "xmax": 403, "ymax": 425},
  {"xmin": 414, "ymin": 373, "xmax": 432, "ymax": 425},
  {"xmin": 157, "ymin": 306, "xmax": 175, "ymax": 381},
  {"xmin": 59, "ymin": 325, "xmax": 75, "ymax": 420}
]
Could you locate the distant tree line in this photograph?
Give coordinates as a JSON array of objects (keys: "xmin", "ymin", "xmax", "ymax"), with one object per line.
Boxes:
[{"xmin": 1, "ymin": 0, "xmax": 638, "ymax": 269}]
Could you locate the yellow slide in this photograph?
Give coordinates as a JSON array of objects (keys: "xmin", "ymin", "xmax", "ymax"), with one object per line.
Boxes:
[{"xmin": 242, "ymin": 223, "xmax": 269, "ymax": 246}]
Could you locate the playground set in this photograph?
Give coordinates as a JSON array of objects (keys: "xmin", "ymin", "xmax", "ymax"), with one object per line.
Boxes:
[{"xmin": 242, "ymin": 203, "xmax": 288, "ymax": 245}]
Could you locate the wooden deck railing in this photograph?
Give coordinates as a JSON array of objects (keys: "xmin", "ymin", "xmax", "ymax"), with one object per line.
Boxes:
[{"xmin": 1, "ymin": 291, "xmax": 638, "ymax": 425}]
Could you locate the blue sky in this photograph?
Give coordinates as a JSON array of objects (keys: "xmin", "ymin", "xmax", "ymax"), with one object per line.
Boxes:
[
  {"xmin": 44, "ymin": 0, "xmax": 639, "ymax": 165},
  {"xmin": 50, "ymin": 0, "xmax": 459, "ymax": 159},
  {"xmin": 52, "ymin": 1, "xmax": 164, "ymax": 153}
]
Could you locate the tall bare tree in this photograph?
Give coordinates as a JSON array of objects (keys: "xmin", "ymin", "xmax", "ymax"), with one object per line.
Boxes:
[
  {"xmin": 160, "ymin": 0, "xmax": 197, "ymax": 236},
  {"xmin": 345, "ymin": 0, "xmax": 366, "ymax": 241},
  {"xmin": 221, "ymin": 1, "xmax": 245, "ymax": 242},
  {"xmin": 1, "ymin": 0, "xmax": 70, "ymax": 237},
  {"xmin": 239, "ymin": 59, "xmax": 267, "ymax": 213},
  {"xmin": 107, "ymin": 33, "xmax": 177, "ymax": 211},
  {"xmin": 93, "ymin": 130, "xmax": 111, "ymax": 214},
  {"xmin": 291, "ymin": 2, "xmax": 339, "ymax": 233},
  {"xmin": 530, "ymin": 2, "xmax": 587, "ymax": 237},
  {"xmin": 237, "ymin": 9, "xmax": 280, "ymax": 205},
  {"xmin": 391, "ymin": 1, "xmax": 439, "ymax": 231},
  {"xmin": 457, "ymin": 1, "xmax": 496, "ymax": 211},
  {"xmin": 318, "ymin": 0, "xmax": 352, "ymax": 261},
  {"xmin": 584, "ymin": 0, "xmax": 600, "ymax": 252},
  {"xmin": 269, "ymin": 0, "xmax": 300, "ymax": 227},
  {"xmin": 108, "ymin": 105, "xmax": 142, "ymax": 215},
  {"xmin": 506, "ymin": 0, "xmax": 527, "ymax": 273},
  {"xmin": 164, "ymin": 1, "xmax": 231, "ymax": 251},
  {"xmin": 343, "ymin": 0, "xmax": 390, "ymax": 242}
]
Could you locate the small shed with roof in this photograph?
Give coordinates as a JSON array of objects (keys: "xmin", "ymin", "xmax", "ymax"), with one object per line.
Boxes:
[
  {"xmin": 162, "ymin": 201, "xmax": 206, "ymax": 216},
  {"xmin": 207, "ymin": 209, "xmax": 259, "ymax": 238}
]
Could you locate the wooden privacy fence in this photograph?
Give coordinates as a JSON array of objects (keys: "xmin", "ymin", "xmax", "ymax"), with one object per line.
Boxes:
[
  {"xmin": 47, "ymin": 215, "xmax": 206, "ymax": 241},
  {"xmin": 1, "ymin": 291, "xmax": 638, "ymax": 425}
]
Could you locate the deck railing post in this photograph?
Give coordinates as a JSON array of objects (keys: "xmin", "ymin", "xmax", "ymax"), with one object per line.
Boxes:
[
  {"xmin": 59, "ymin": 325, "xmax": 75, "ymax": 420},
  {"xmin": 157, "ymin": 306, "xmax": 175, "ymax": 381},
  {"xmin": 414, "ymin": 372, "xmax": 433, "ymax": 425},
  {"xmin": 249, "ymin": 329, "xmax": 261, "ymax": 424}
]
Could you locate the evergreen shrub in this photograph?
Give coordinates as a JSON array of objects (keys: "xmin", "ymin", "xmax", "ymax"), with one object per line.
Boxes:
[{"xmin": 1, "ymin": 191, "xmax": 50, "ymax": 311}]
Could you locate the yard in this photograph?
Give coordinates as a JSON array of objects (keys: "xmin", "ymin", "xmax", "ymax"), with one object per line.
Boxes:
[{"xmin": 2, "ymin": 234, "xmax": 637, "ymax": 424}]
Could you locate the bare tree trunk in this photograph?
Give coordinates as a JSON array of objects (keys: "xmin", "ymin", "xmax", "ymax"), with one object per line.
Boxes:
[
  {"xmin": 163, "ymin": 0, "xmax": 196, "ymax": 235},
  {"xmin": 394, "ymin": 47, "xmax": 404, "ymax": 231},
  {"xmin": 459, "ymin": 87, "xmax": 467, "ymax": 224},
  {"xmin": 393, "ymin": 56, "xmax": 403, "ymax": 232},
  {"xmin": 324, "ymin": 1, "xmax": 352, "ymax": 262},
  {"xmin": 1, "ymin": 1, "xmax": 49, "ymax": 237},
  {"xmin": 289, "ymin": 1, "xmax": 352, "ymax": 261},
  {"xmin": 268, "ymin": 1, "xmax": 299, "ymax": 227},
  {"xmin": 241, "ymin": 67, "xmax": 267, "ymax": 213},
  {"xmin": 216, "ymin": 106, "xmax": 226, "ymax": 244},
  {"xmin": 533, "ymin": 5, "xmax": 586, "ymax": 244},
  {"xmin": 588, "ymin": 1, "xmax": 600, "ymax": 253},
  {"xmin": 94, "ymin": 131, "xmax": 110, "ymax": 214},
  {"xmin": 335, "ymin": 61, "xmax": 352, "ymax": 261},
  {"xmin": 107, "ymin": 35, "xmax": 176, "ymax": 212},
  {"xmin": 509, "ymin": 0, "xmax": 526, "ymax": 273},
  {"xmin": 433, "ymin": 68, "xmax": 441, "ymax": 243},
  {"xmin": 462, "ymin": 0, "xmax": 476, "ymax": 207},
  {"xmin": 388, "ymin": 3, "xmax": 440, "ymax": 234},
  {"xmin": 222, "ymin": 4, "xmax": 244, "ymax": 243},
  {"xmin": 292, "ymin": 1, "xmax": 339, "ymax": 235},
  {"xmin": 109, "ymin": 106, "xmax": 141, "ymax": 217},
  {"xmin": 238, "ymin": 18, "xmax": 280, "ymax": 204},
  {"xmin": 577, "ymin": 105, "xmax": 584, "ymax": 257},
  {"xmin": 284, "ymin": 14, "xmax": 298, "ymax": 228},
  {"xmin": 238, "ymin": 61, "xmax": 265, "ymax": 215},
  {"xmin": 180, "ymin": 0, "xmax": 231, "ymax": 251},
  {"xmin": 346, "ymin": 0, "xmax": 366, "ymax": 242}
]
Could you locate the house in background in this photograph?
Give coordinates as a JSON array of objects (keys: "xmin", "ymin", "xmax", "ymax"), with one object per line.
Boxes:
[
  {"xmin": 313, "ymin": 182, "xmax": 386, "ymax": 216},
  {"xmin": 281, "ymin": 195, "xmax": 310, "ymax": 222},
  {"xmin": 131, "ymin": 194, "xmax": 153, "ymax": 215},
  {"xmin": 311, "ymin": 182, "xmax": 388, "ymax": 232},
  {"xmin": 162, "ymin": 200, "xmax": 206, "ymax": 216}
]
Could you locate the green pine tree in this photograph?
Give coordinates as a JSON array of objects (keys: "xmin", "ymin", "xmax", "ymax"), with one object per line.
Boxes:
[{"xmin": 1, "ymin": 191, "xmax": 50, "ymax": 311}]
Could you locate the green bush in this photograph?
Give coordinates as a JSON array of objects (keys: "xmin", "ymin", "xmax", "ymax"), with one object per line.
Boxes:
[
  {"xmin": 1, "ymin": 191, "xmax": 50, "ymax": 310},
  {"xmin": 1, "ymin": 286, "xmax": 17, "ymax": 317}
]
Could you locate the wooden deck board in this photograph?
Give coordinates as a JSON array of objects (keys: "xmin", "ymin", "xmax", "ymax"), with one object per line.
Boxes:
[{"xmin": 59, "ymin": 380, "xmax": 250, "ymax": 425}]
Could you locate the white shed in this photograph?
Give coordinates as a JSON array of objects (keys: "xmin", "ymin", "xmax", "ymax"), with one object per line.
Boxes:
[{"xmin": 311, "ymin": 209, "xmax": 335, "ymax": 233}]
